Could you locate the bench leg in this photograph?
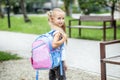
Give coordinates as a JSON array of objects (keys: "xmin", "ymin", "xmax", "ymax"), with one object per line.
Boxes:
[
  {"xmin": 79, "ymin": 28, "xmax": 81, "ymax": 37},
  {"xmin": 101, "ymin": 61, "xmax": 107, "ymax": 80},
  {"xmin": 113, "ymin": 20, "xmax": 117, "ymax": 40},
  {"xmin": 103, "ymin": 29, "xmax": 106, "ymax": 41},
  {"xmin": 103, "ymin": 22, "xmax": 106, "ymax": 41},
  {"xmin": 69, "ymin": 28, "xmax": 71, "ymax": 38}
]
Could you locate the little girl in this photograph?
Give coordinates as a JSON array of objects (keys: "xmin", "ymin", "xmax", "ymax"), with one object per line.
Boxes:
[{"xmin": 47, "ymin": 8, "xmax": 67, "ymax": 80}]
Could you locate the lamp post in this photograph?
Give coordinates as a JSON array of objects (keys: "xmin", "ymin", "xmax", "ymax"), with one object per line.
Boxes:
[{"xmin": 6, "ymin": 0, "xmax": 11, "ymax": 28}]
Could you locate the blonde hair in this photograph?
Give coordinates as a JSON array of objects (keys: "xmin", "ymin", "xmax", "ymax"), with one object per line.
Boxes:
[{"xmin": 47, "ymin": 8, "xmax": 66, "ymax": 33}]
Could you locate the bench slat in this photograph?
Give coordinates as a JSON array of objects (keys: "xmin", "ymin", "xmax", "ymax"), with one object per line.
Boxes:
[
  {"xmin": 80, "ymin": 16, "xmax": 113, "ymax": 21},
  {"xmin": 69, "ymin": 25, "xmax": 112, "ymax": 29}
]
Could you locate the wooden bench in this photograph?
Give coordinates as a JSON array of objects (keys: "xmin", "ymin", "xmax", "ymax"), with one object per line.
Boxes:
[
  {"xmin": 100, "ymin": 40, "xmax": 120, "ymax": 80},
  {"xmin": 68, "ymin": 16, "xmax": 117, "ymax": 41}
]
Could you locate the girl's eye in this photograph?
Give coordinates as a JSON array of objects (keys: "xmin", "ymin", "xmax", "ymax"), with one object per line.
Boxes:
[
  {"xmin": 57, "ymin": 17, "xmax": 64, "ymax": 20},
  {"xmin": 58, "ymin": 17, "xmax": 61, "ymax": 20}
]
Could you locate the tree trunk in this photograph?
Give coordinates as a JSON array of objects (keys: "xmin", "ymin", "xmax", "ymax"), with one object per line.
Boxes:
[
  {"xmin": 111, "ymin": 1, "xmax": 115, "ymax": 20},
  {"xmin": 20, "ymin": 0, "xmax": 31, "ymax": 22},
  {"xmin": 64, "ymin": 0, "xmax": 70, "ymax": 16},
  {"xmin": 0, "ymin": 3, "xmax": 4, "ymax": 18},
  {"xmin": 110, "ymin": 1, "xmax": 116, "ymax": 27}
]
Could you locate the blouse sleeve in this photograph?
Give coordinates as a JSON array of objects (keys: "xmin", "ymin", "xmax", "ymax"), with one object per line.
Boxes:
[{"xmin": 61, "ymin": 43, "xmax": 66, "ymax": 61}]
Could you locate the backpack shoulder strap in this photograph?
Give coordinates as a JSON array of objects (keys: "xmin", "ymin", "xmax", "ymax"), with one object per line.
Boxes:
[
  {"xmin": 36, "ymin": 70, "xmax": 39, "ymax": 80},
  {"xmin": 48, "ymin": 30, "xmax": 56, "ymax": 35},
  {"xmin": 47, "ymin": 30, "xmax": 56, "ymax": 51}
]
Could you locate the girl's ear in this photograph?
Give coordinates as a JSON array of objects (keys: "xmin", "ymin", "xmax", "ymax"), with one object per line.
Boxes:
[
  {"xmin": 48, "ymin": 17, "xmax": 53, "ymax": 22},
  {"xmin": 51, "ymin": 17, "xmax": 54, "ymax": 22}
]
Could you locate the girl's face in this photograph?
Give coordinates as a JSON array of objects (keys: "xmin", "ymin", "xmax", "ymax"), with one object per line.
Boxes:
[{"xmin": 52, "ymin": 12, "xmax": 65, "ymax": 27}]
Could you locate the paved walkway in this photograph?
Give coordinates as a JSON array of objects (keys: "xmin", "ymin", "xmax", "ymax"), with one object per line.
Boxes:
[{"xmin": 0, "ymin": 31, "xmax": 120, "ymax": 79}]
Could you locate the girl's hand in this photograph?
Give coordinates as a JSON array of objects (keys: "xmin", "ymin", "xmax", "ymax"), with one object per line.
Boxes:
[{"xmin": 52, "ymin": 32, "xmax": 66, "ymax": 48}]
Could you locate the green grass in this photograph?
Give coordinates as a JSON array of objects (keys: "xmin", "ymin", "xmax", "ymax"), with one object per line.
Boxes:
[
  {"xmin": 0, "ymin": 16, "xmax": 51, "ymax": 34},
  {"xmin": 0, "ymin": 51, "xmax": 21, "ymax": 61},
  {"xmin": 0, "ymin": 15, "xmax": 120, "ymax": 41}
]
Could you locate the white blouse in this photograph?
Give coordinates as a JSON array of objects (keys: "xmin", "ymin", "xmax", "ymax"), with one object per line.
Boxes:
[{"xmin": 53, "ymin": 30, "xmax": 66, "ymax": 61}]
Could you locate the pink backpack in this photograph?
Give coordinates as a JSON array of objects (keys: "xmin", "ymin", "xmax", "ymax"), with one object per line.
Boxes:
[{"xmin": 31, "ymin": 30, "xmax": 54, "ymax": 69}]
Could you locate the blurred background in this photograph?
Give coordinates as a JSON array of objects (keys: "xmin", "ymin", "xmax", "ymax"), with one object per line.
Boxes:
[{"xmin": 0, "ymin": 0, "xmax": 120, "ymax": 17}]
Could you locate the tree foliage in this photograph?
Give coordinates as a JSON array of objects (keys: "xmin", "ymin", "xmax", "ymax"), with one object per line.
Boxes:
[
  {"xmin": 78, "ymin": 0, "xmax": 120, "ymax": 18},
  {"xmin": 78, "ymin": 0, "xmax": 101, "ymax": 15},
  {"xmin": 97, "ymin": 0, "xmax": 120, "ymax": 19}
]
